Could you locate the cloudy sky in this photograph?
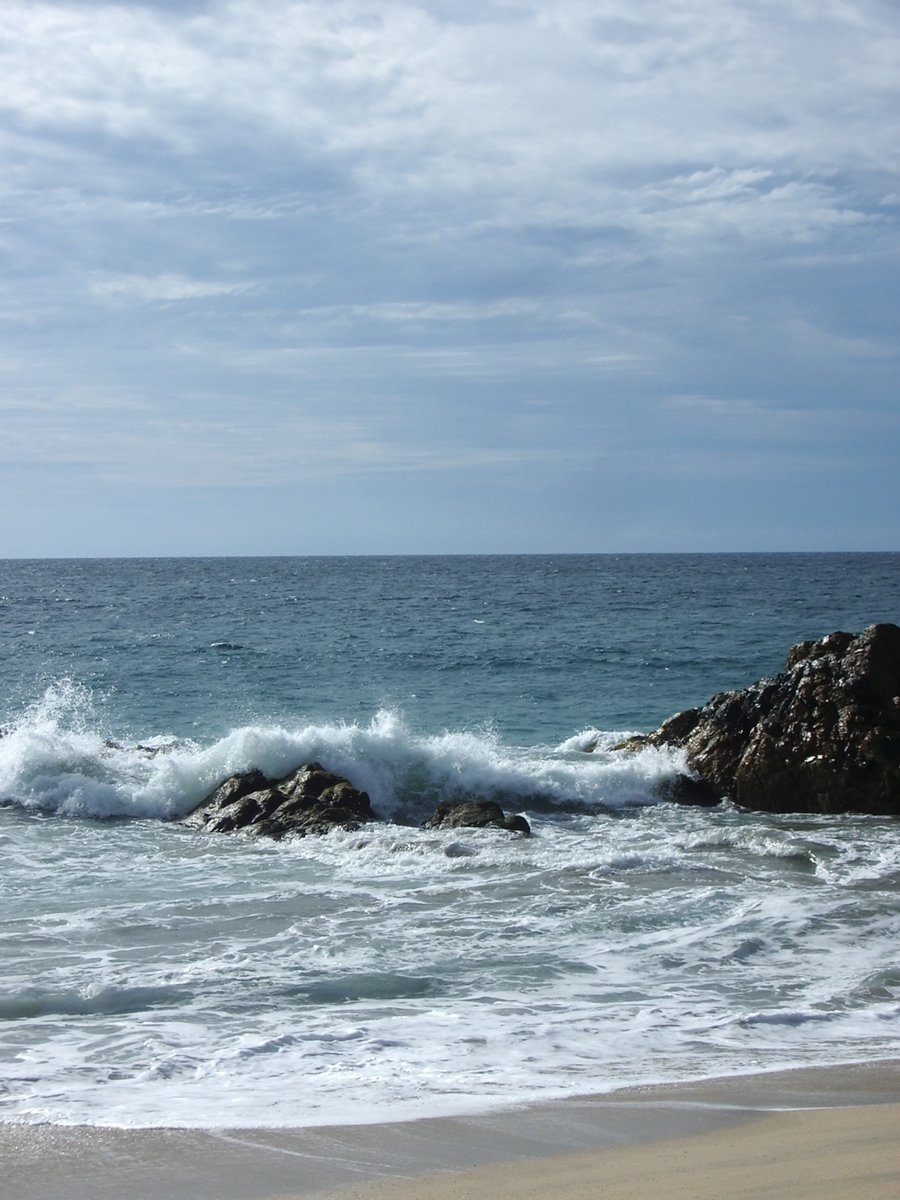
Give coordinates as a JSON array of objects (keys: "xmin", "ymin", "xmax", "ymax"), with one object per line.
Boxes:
[{"xmin": 1, "ymin": 0, "xmax": 897, "ymax": 555}]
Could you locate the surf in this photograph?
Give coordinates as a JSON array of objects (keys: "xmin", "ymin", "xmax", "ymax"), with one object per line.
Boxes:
[{"xmin": 0, "ymin": 682, "xmax": 687, "ymax": 823}]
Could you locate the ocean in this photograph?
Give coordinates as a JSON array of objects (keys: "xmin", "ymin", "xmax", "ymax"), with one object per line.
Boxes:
[{"xmin": 1, "ymin": 553, "xmax": 898, "ymax": 1130}]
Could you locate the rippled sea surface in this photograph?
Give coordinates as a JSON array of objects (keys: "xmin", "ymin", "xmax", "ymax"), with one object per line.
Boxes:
[{"xmin": 0, "ymin": 554, "xmax": 898, "ymax": 1127}]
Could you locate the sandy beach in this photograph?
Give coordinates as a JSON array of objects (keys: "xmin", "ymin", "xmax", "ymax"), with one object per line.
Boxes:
[
  {"xmin": 328, "ymin": 1102, "xmax": 900, "ymax": 1200},
  {"xmin": 2, "ymin": 1062, "xmax": 897, "ymax": 1200}
]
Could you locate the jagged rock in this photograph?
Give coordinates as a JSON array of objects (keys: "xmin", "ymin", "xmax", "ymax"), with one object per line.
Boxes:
[
  {"xmin": 639, "ymin": 623, "xmax": 900, "ymax": 815},
  {"xmin": 422, "ymin": 799, "xmax": 531, "ymax": 836},
  {"xmin": 181, "ymin": 762, "xmax": 378, "ymax": 839}
]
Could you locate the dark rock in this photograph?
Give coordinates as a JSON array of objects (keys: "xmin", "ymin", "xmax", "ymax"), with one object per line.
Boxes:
[
  {"xmin": 608, "ymin": 734, "xmax": 652, "ymax": 754},
  {"xmin": 642, "ymin": 623, "xmax": 900, "ymax": 815},
  {"xmin": 422, "ymin": 799, "xmax": 531, "ymax": 836},
  {"xmin": 181, "ymin": 762, "xmax": 378, "ymax": 839},
  {"xmin": 104, "ymin": 739, "xmax": 172, "ymax": 757},
  {"xmin": 655, "ymin": 772, "xmax": 719, "ymax": 807}
]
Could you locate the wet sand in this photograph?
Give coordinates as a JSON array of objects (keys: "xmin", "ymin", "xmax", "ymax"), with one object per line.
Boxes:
[
  {"xmin": 324, "ymin": 1103, "xmax": 900, "ymax": 1200},
  {"xmin": 2, "ymin": 1062, "xmax": 897, "ymax": 1200}
]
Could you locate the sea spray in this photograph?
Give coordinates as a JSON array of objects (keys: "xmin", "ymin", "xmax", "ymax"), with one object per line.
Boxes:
[{"xmin": 0, "ymin": 687, "xmax": 687, "ymax": 821}]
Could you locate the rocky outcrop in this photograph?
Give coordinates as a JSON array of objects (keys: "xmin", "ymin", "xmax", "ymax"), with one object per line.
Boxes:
[
  {"xmin": 182, "ymin": 762, "xmax": 378, "ymax": 838},
  {"xmin": 423, "ymin": 799, "xmax": 531, "ymax": 836},
  {"xmin": 638, "ymin": 623, "xmax": 900, "ymax": 815},
  {"xmin": 181, "ymin": 764, "xmax": 533, "ymax": 841}
]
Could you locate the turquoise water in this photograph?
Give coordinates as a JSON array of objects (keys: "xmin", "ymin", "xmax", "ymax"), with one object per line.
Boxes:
[{"xmin": 0, "ymin": 553, "xmax": 898, "ymax": 1128}]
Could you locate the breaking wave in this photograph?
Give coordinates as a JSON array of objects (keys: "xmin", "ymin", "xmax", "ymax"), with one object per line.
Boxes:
[{"xmin": 0, "ymin": 680, "xmax": 686, "ymax": 823}]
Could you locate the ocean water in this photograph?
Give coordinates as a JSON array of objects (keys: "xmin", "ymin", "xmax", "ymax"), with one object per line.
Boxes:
[{"xmin": 0, "ymin": 553, "xmax": 898, "ymax": 1129}]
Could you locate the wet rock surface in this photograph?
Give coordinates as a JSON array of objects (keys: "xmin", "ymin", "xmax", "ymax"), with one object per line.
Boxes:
[
  {"xmin": 422, "ymin": 799, "xmax": 531, "ymax": 835},
  {"xmin": 181, "ymin": 761, "xmax": 378, "ymax": 838},
  {"xmin": 638, "ymin": 623, "xmax": 900, "ymax": 815}
]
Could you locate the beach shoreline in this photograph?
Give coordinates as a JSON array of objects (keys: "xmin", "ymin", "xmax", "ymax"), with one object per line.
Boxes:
[
  {"xmin": 321, "ymin": 1101, "xmax": 900, "ymax": 1200},
  {"xmin": 2, "ymin": 1060, "xmax": 897, "ymax": 1200}
]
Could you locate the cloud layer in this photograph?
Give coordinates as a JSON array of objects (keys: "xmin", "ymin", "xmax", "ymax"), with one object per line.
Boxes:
[{"xmin": 0, "ymin": 0, "xmax": 897, "ymax": 553}]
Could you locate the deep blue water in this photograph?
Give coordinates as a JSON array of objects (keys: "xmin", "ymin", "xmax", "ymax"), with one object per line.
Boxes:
[{"xmin": 2, "ymin": 553, "xmax": 897, "ymax": 743}]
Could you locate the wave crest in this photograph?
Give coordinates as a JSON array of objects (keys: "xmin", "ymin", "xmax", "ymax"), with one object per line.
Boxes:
[{"xmin": 0, "ymin": 684, "xmax": 684, "ymax": 822}]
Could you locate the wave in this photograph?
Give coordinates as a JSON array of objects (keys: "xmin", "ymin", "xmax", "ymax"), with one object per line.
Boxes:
[
  {"xmin": 0, "ymin": 680, "xmax": 686, "ymax": 822},
  {"xmin": 0, "ymin": 984, "xmax": 190, "ymax": 1022}
]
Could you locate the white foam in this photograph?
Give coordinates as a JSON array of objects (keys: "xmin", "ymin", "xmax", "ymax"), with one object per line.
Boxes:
[
  {"xmin": 3, "ymin": 686, "xmax": 898, "ymax": 1131},
  {"xmin": 0, "ymin": 685, "xmax": 686, "ymax": 822},
  {"xmin": 2, "ymin": 792, "xmax": 898, "ymax": 1130}
]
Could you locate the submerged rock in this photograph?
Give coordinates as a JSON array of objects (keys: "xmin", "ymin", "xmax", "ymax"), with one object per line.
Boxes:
[
  {"xmin": 637, "ymin": 623, "xmax": 900, "ymax": 815},
  {"xmin": 181, "ymin": 762, "xmax": 378, "ymax": 839},
  {"xmin": 422, "ymin": 799, "xmax": 531, "ymax": 836}
]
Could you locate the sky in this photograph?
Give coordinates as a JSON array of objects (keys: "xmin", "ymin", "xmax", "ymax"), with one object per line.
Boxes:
[{"xmin": 0, "ymin": 0, "xmax": 898, "ymax": 556}]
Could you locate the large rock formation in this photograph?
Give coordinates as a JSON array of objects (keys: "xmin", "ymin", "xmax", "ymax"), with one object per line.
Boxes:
[
  {"xmin": 182, "ymin": 761, "xmax": 378, "ymax": 838},
  {"xmin": 638, "ymin": 623, "xmax": 900, "ymax": 815}
]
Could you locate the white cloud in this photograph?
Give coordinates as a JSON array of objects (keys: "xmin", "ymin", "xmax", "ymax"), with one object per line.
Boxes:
[
  {"xmin": 0, "ymin": 393, "xmax": 564, "ymax": 488},
  {"xmin": 290, "ymin": 298, "xmax": 541, "ymax": 323},
  {"xmin": 662, "ymin": 394, "xmax": 812, "ymax": 425},
  {"xmin": 90, "ymin": 272, "xmax": 252, "ymax": 302},
  {"xmin": 0, "ymin": 1, "xmax": 896, "ymax": 551},
  {"xmin": 1, "ymin": 1, "xmax": 897, "ymax": 230},
  {"xmin": 624, "ymin": 172, "xmax": 878, "ymax": 246},
  {"xmin": 659, "ymin": 392, "xmax": 899, "ymax": 449}
]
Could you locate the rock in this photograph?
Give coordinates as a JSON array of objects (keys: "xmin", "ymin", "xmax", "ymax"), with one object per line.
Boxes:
[
  {"xmin": 181, "ymin": 762, "xmax": 378, "ymax": 839},
  {"xmin": 103, "ymin": 739, "xmax": 172, "ymax": 757},
  {"xmin": 641, "ymin": 623, "xmax": 900, "ymax": 815},
  {"xmin": 422, "ymin": 799, "xmax": 531, "ymax": 836}
]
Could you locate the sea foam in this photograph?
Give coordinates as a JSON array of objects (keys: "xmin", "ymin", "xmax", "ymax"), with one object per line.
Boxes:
[{"xmin": 0, "ymin": 682, "xmax": 685, "ymax": 822}]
